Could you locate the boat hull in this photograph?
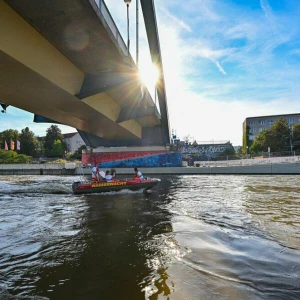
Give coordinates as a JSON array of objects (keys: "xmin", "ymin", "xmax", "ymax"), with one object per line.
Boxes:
[{"xmin": 72, "ymin": 179, "xmax": 160, "ymax": 194}]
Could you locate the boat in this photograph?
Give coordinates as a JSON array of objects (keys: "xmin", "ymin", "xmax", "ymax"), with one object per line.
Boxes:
[{"xmin": 72, "ymin": 177, "xmax": 161, "ymax": 194}]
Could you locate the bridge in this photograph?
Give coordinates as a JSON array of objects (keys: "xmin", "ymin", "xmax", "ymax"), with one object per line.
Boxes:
[{"xmin": 0, "ymin": 0, "xmax": 170, "ymax": 148}]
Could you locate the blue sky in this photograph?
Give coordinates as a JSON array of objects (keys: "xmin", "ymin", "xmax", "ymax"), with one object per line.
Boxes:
[{"xmin": 1, "ymin": 0, "xmax": 300, "ymax": 146}]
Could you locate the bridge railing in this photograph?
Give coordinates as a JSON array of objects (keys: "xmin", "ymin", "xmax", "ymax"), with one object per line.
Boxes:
[
  {"xmin": 193, "ymin": 155, "xmax": 300, "ymax": 167},
  {"xmin": 94, "ymin": 0, "xmax": 128, "ymax": 56}
]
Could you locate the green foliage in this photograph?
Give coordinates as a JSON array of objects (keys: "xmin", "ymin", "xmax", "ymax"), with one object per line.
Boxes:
[
  {"xmin": 214, "ymin": 145, "xmax": 238, "ymax": 160},
  {"xmin": 0, "ymin": 126, "xmax": 85, "ymax": 160},
  {"xmin": 292, "ymin": 123, "xmax": 300, "ymax": 150},
  {"xmin": 222, "ymin": 147, "xmax": 236, "ymax": 157},
  {"xmin": 48, "ymin": 139, "xmax": 64, "ymax": 157},
  {"xmin": 44, "ymin": 125, "xmax": 65, "ymax": 157},
  {"xmin": 0, "ymin": 150, "xmax": 31, "ymax": 164},
  {"xmin": 70, "ymin": 145, "xmax": 87, "ymax": 160},
  {"xmin": 19, "ymin": 127, "xmax": 39, "ymax": 157},
  {"xmin": 0, "ymin": 129, "xmax": 19, "ymax": 150},
  {"xmin": 15, "ymin": 154, "xmax": 31, "ymax": 163},
  {"xmin": 250, "ymin": 118, "xmax": 291, "ymax": 153},
  {"xmin": 36, "ymin": 139, "xmax": 45, "ymax": 158},
  {"xmin": 243, "ymin": 125, "xmax": 252, "ymax": 153},
  {"xmin": 235, "ymin": 146, "xmax": 243, "ymax": 155}
]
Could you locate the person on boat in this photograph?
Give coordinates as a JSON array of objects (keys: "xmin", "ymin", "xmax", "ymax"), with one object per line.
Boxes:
[
  {"xmin": 98, "ymin": 170, "xmax": 106, "ymax": 181},
  {"xmin": 105, "ymin": 170, "xmax": 115, "ymax": 181},
  {"xmin": 110, "ymin": 168, "xmax": 116, "ymax": 178},
  {"xmin": 92, "ymin": 165, "xmax": 99, "ymax": 182},
  {"xmin": 134, "ymin": 167, "xmax": 144, "ymax": 180}
]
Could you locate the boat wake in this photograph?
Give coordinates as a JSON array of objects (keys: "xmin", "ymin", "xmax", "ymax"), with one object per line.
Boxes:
[
  {"xmin": 83, "ymin": 188, "xmax": 148, "ymax": 196},
  {"xmin": 0, "ymin": 182, "xmax": 72, "ymax": 195}
]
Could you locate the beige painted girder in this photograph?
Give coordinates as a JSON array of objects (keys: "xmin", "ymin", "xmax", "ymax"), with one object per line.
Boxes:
[
  {"xmin": 0, "ymin": 1, "xmax": 84, "ymax": 95},
  {"xmin": 0, "ymin": 1, "xmax": 145, "ymax": 140}
]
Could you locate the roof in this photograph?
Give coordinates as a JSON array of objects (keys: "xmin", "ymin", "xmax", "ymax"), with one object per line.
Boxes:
[
  {"xmin": 245, "ymin": 113, "xmax": 300, "ymax": 120},
  {"xmin": 63, "ymin": 132, "xmax": 78, "ymax": 139},
  {"xmin": 37, "ymin": 132, "xmax": 77, "ymax": 140}
]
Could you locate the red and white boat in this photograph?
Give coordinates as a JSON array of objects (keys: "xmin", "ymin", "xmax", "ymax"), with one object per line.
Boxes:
[{"xmin": 72, "ymin": 177, "xmax": 160, "ymax": 194}]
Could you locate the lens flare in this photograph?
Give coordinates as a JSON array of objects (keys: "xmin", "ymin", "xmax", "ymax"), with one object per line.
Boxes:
[{"xmin": 138, "ymin": 64, "xmax": 159, "ymax": 90}]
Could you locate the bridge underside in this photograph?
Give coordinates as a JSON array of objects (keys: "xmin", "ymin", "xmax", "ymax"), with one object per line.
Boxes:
[{"xmin": 0, "ymin": 0, "xmax": 167, "ymax": 147}]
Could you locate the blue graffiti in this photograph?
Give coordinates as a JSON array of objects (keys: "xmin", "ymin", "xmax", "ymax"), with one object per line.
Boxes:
[{"xmin": 98, "ymin": 152, "xmax": 182, "ymax": 168}]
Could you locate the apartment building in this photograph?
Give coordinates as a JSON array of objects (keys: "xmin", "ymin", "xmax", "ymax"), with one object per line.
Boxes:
[
  {"xmin": 63, "ymin": 132, "xmax": 85, "ymax": 153},
  {"xmin": 243, "ymin": 113, "xmax": 300, "ymax": 147}
]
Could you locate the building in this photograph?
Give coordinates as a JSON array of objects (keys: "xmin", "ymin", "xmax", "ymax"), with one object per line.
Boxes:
[
  {"xmin": 63, "ymin": 132, "xmax": 85, "ymax": 153},
  {"xmin": 243, "ymin": 113, "xmax": 300, "ymax": 148},
  {"xmin": 180, "ymin": 141, "xmax": 235, "ymax": 165}
]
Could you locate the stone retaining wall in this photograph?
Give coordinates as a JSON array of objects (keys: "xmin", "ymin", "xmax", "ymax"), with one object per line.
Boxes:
[
  {"xmin": 76, "ymin": 163, "xmax": 300, "ymax": 175},
  {"xmin": 0, "ymin": 163, "xmax": 76, "ymax": 175},
  {"xmin": 1, "ymin": 163, "xmax": 300, "ymax": 176}
]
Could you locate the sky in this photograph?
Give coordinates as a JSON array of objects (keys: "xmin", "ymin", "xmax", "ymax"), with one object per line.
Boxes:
[{"xmin": 1, "ymin": 0, "xmax": 300, "ymax": 146}]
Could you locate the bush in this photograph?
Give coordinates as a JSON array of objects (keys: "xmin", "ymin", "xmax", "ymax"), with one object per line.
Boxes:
[{"xmin": 0, "ymin": 150, "xmax": 31, "ymax": 163}]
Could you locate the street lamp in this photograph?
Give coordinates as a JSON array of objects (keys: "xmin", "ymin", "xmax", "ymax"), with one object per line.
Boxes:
[
  {"xmin": 246, "ymin": 146, "xmax": 248, "ymax": 159},
  {"xmin": 290, "ymin": 125, "xmax": 294, "ymax": 156},
  {"xmin": 0, "ymin": 103, "xmax": 8, "ymax": 113},
  {"xmin": 136, "ymin": 0, "xmax": 139, "ymax": 66},
  {"xmin": 124, "ymin": 0, "xmax": 132, "ymax": 55}
]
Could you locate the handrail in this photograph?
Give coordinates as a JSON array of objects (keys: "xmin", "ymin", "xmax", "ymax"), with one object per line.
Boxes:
[
  {"xmin": 93, "ymin": 0, "xmax": 129, "ymax": 56},
  {"xmin": 193, "ymin": 156, "xmax": 300, "ymax": 167}
]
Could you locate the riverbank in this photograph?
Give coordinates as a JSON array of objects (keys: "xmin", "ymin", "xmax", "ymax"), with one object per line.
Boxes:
[
  {"xmin": 1, "ymin": 161, "xmax": 300, "ymax": 175},
  {"xmin": 0, "ymin": 163, "xmax": 75, "ymax": 175}
]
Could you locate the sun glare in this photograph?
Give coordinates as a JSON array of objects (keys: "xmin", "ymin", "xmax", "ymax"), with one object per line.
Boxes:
[{"xmin": 138, "ymin": 64, "xmax": 159, "ymax": 90}]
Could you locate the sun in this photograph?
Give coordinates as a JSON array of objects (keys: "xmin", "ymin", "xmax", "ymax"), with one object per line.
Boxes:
[{"xmin": 138, "ymin": 63, "xmax": 160, "ymax": 90}]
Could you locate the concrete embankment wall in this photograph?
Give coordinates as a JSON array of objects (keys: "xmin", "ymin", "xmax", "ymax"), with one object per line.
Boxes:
[
  {"xmin": 0, "ymin": 163, "xmax": 76, "ymax": 175},
  {"xmin": 77, "ymin": 163, "xmax": 300, "ymax": 175},
  {"xmin": 1, "ymin": 162, "xmax": 300, "ymax": 175}
]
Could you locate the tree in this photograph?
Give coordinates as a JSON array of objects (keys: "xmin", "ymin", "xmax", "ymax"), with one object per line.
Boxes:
[
  {"xmin": 269, "ymin": 118, "xmax": 291, "ymax": 152},
  {"xmin": 250, "ymin": 118, "xmax": 290, "ymax": 153},
  {"xmin": 36, "ymin": 139, "xmax": 45, "ymax": 158},
  {"xmin": 236, "ymin": 146, "xmax": 243, "ymax": 155},
  {"xmin": 243, "ymin": 125, "xmax": 252, "ymax": 154},
  {"xmin": 48, "ymin": 140, "xmax": 64, "ymax": 157},
  {"xmin": 222, "ymin": 147, "xmax": 236, "ymax": 158},
  {"xmin": 44, "ymin": 125, "xmax": 65, "ymax": 157},
  {"xmin": 250, "ymin": 130, "xmax": 271, "ymax": 153},
  {"xmin": 292, "ymin": 123, "xmax": 300, "ymax": 150},
  {"xmin": 70, "ymin": 145, "xmax": 87, "ymax": 160},
  {"xmin": 0, "ymin": 129, "xmax": 19, "ymax": 150},
  {"xmin": 0, "ymin": 150, "xmax": 31, "ymax": 163},
  {"xmin": 19, "ymin": 127, "xmax": 39, "ymax": 157}
]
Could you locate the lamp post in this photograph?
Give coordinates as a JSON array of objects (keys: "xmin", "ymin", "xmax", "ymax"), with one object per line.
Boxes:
[
  {"xmin": 246, "ymin": 146, "xmax": 248, "ymax": 159},
  {"xmin": 290, "ymin": 125, "xmax": 294, "ymax": 156},
  {"xmin": 136, "ymin": 0, "xmax": 139, "ymax": 66},
  {"xmin": 124, "ymin": 0, "xmax": 132, "ymax": 55}
]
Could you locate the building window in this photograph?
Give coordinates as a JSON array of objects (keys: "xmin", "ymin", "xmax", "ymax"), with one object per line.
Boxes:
[
  {"xmin": 259, "ymin": 120, "xmax": 266, "ymax": 125},
  {"xmin": 258, "ymin": 128, "xmax": 266, "ymax": 132},
  {"xmin": 268, "ymin": 120, "xmax": 273, "ymax": 126},
  {"xmin": 249, "ymin": 136, "xmax": 254, "ymax": 140},
  {"xmin": 288, "ymin": 118, "xmax": 295, "ymax": 123},
  {"xmin": 248, "ymin": 121, "xmax": 255, "ymax": 125},
  {"xmin": 249, "ymin": 128, "xmax": 256, "ymax": 133}
]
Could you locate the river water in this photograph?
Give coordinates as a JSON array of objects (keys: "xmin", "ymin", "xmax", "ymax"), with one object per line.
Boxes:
[{"xmin": 0, "ymin": 174, "xmax": 299, "ymax": 299}]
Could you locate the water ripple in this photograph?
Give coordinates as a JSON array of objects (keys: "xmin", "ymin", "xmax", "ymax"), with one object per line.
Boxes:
[{"xmin": 0, "ymin": 175, "xmax": 300, "ymax": 299}]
